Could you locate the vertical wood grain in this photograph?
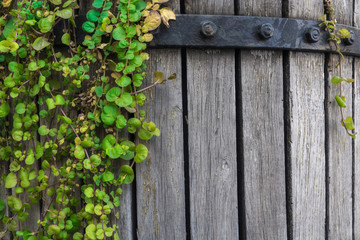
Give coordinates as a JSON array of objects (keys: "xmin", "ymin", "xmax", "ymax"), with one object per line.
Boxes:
[
  {"xmin": 186, "ymin": 2, "xmax": 238, "ymax": 239},
  {"xmin": 136, "ymin": 49, "xmax": 185, "ymax": 240},
  {"xmin": 135, "ymin": 1, "xmax": 185, "ymax": 239},
  {"xmin": 288, "ymin": 1, "xmax": 326, "ymax": 239},
  {"xmin": 238, "ymin": 0, "xmax": 287, "ymax": 239},
  {"xmin": 327, "ymin": 1, "xmax": 354, "ymax": 238},
  {"xmin": 354, "ymin": 1, "xmax": 360, "ymax": 239}
]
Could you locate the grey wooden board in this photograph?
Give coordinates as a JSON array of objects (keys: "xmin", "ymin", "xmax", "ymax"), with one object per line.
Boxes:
[
  {"xmin": 355, "ymin": 62, "xmax": 360, "ymax": 240},
  {"xmin": 328, "ymin": 56, "xmax": 353, "ymax": 239},
  {"xmin": 136, "ymin": 49, "xmax": 185, "ymax": 239},
  {"xmin": 240, "ymin": 50, "xmax": 287, "ymax": 240},
  {"xmin": 238, "ymin": 0, "xmax": 287, "ymax": 239},
  {"xmin": 135, "ymin": 1, "xmax": 186, "ymax": 239},
  {"xmin": 288, "ymin": 52, "xmax": 326, "ymax": 239},
  {"xmin": 327, "ymin": 1, "xmax": 354, "ymax": 238},
  {"xmin": 355, "ymin": 2, "xmax": 360, "ymax": 239},
  {"xmin": 185, "ymin": 1, "xmax": 238, "ymax": 239},
  {"xmin": 288, "ymin": 1, "xmax": 326, "ymax": 239},
  {"xmin": 186, "ymin": 48, "xmax": 238, "ymax": 240}
]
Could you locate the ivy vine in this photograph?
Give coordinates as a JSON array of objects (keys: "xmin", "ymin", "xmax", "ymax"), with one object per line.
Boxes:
[
  {"xmin": 321, "ymin": 0, "xmax": 357, "ymax": 138},
  {"xmin": 0, "ymin": 0, "xmax": 175, "ymax": 238}
]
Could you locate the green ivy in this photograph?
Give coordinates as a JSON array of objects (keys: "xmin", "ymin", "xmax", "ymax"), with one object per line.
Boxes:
[
  {"xmin": 321, "ymin": 0, "xmax": 357, "ymax": 138},
  {"xmin": 0, "ymin": 0, "xmax": 176, "ymax": 238}
]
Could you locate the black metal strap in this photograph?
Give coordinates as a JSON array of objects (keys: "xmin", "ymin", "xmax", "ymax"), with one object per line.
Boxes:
[{"xmin": 54, "ymin": 14, "xmax": 360, "ymax": 57}]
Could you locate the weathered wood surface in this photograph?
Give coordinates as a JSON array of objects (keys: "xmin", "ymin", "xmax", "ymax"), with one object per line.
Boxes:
[
  {"xmin": 136, "ymin": 51, "xmax": 185, "ymax": 240},
  {"xmin": 185, "ymin": 1, "xmax": 238, "ymax": 239},
  {"xmin": 288, "ymin": 1, "xmax": 326, "ymax": 239},
  {"xmin": 238, "ymin": 0, "xmax": 287, "ymax": 239},
  {"xmin": 328, "ymin": 1, "xmax": 354, "ymax": 238},
  {"xmin": 135, "ymin": 2, "xmax": 186, "ymax": 239},
  {"xmin": 354, "ymin": 2, "xmax": 359, "ymax": 239}
]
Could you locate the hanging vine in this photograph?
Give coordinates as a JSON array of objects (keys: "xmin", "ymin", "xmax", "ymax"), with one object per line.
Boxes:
[
  {"xmin": 321, "ymin": 0, "xmax": 357, "ymax": 138},
  {"xmin": 0, "ymin": 0, "xmax": 175, "ymax": 238}
]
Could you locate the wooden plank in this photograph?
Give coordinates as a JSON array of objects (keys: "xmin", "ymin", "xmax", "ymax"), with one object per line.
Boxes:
[
  {"xmin": 238, "ymin": 1, "xmax": 287, "ymax": 239},
  {"xmin": 288, "ymin": 1, "xmax": 326, "ymax": 239},
  {"xmin": 327, "ymin": 1, "xmax": 354, "ymax": 239},
  {"xmin": 186, "ymin": 2, "xmax": 237, "ymax": 239},
  {"xmin": 186, "ymin": 48, "xmax": 238, "ymax": 240},
  {"xmin": 134, "ymin": 2, "xmax": 185, "ymax": 239},
  {"xmin": 136, "ymin": 48, "xmax": 185, "ymax": 239},
  {"xmin": 354, "ymin": 2, "xmax": 360, "ymax": 239}
]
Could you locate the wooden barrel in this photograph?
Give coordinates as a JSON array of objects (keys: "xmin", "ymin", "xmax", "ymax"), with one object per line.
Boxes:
[{"xmin": 1, "ymin": 0, "xmax": 359, "ymax": 239}]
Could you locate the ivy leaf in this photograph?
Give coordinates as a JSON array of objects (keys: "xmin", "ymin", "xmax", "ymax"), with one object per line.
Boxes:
[
  {"xmin": 56, "ymin": 7, "xmax": 73, "ymax": 19},
  {"xmin": 86, "ymin": 224, "xmax": 96, "ymax": 240},
  {"xmin": 90, "ymin": 155, "xmax": 101, "ymax": 167},
  {"xmin": 74, "ymin": 145, "xmax": 85, "ymax": 160},
  {"xmin": 112, "ymin": 27, "xmax": 126, "ymax": 41},
  {"xmin": 0, "ymin": 40, "xmax": 19, "ymax": 53},
  {"xmin": 25, "ymin": 149, "xmax": 35, "ymax": 165},
  {"xmin": 92, "ymin": 0, "xmax": 103, "ymax": 8},
  {"xmin": 82, "ymin": 21, "xmax": 96, "ymax": 33},
  {"xmin": 0, "ymin": 102, "xmax": 10, "ymax": 117},
  {"xmin": 116, "ymin": 76, "xmax": 131, "ymax": 87},
  {"xmin": 7, "ymin": 196, "xmax": 22, "ymax": 212},
  {"xmin": 138, "ymin": 128, "xmax": 153, "ymax": 140},
  {"xmin": 32, "ymin": 37, "xmax": 51, "ymax": 51},
  {"xmin": 142, "ymin": 11, "xmax": 161, "ymax": 33},
  {"xmin": 115, "ymin": 92, "xmax": 133, "ymax": 107},
  {"xmin": 134, "ymin": 144, "xmax": 148, "ymax": 163},
  {"xmin": 344, "ymin": 116, "xmax": 355, "ymax": 130},
  {"xmin": 12, "ymin": 130, "xmax": 23, "ymax": 141},
  {"xmin": 61, "ymin": 33, "xmax": 70, "ymax": 46},
  {"xmin": 134, "ymin": 1, "xmax": 146, "ymax": 11},
  {"xmin": 46, "ymin": 98, "xmax": 56, "ymax": 110},
  {"xmin": 85, "ymin": 203, "xmax": 94, "ymax": 214},
  {"xmin": 159, "ymin": 7, "xmax": 176, "ymax": 28},
  {"xmin": 84, "ymin": 187, "xmax": 93, "ymax": 198},
  {"xmin": 38, "ymin": 125, "xmax": 49, "ymax": 136},
  {"xmin": 49, "ymin": 0, "xmax": 62, "ymax": 5},
  {"xmin": 345, "ymin": 78, "xmax": 355, "ymax": 83},
  {"xmin": 106, "ymin": 144, "xmax": 124, "ymax": 159},
  {"xmin": 87, "ymin": 9, "xmax": 100, "ymax": 22},
  {"xmin": 48, "ymin": 225, "xmax": 61, "ymax": 235},
  {"xmin": 119, "ymin": 165, "xmax": 134, "ymax": 184},
  {"xmin": 95, "ymin": 86, "xmax": 103, "ymax": 97},
  {"xmin": 55, "ymin": 95, "xmax": 66, "ymax": 105},
  {"xmin": 5, "ymin": 172, "xmax": 17, "ymax": 188},
  {"xmin": 38, "ymin": 17, "xmax": 54, "ymax": 33},
  {"xmin": 106, "ymin": 87, "xmax": 121, "ymax": 102},
  {"xmin": 101, "ymin": 104, "xmax": 118, "ymax": 125},
  {"xmin": 335, "ymin": 95, "xmax": 346, "ymax": 108},
  {"xmin": 331, "ymin": 76, "xmax": 343, "ymax": 85},
  {"xmin": 116, "ymin": 114, "xmax": 127, "ymax": 129},
  {"xmin": 15, "ymin": 103, "xmax": 26, "ymax": 114},
  {"xmin": 154, "ymin": 72, "xmax": 165, "ymax": 83},
  {"xmin": 103, "ymin": 171, "xmax": 114, "ymax": 182}
]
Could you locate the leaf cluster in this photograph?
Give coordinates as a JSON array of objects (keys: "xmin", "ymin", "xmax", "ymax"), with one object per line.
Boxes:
[{"xmin": 0, "ymin": 0, "xmax": 175, "ymax": 239}]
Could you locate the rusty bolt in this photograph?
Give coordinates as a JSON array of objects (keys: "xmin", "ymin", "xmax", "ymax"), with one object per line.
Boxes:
[
  {"xmin": 344, "ymin": 30, "xmax": 354, "ymax": 45},
  {"xmin": 306, "ymin": 27, "xmax": 321, "ymax": 43},
  {"xmin": 201, "ymin": 21, "xmax": 217, "ymax": 37},
  {"xmin": 259, "ymin": 23, "xmax": 274, "ymax": 39}
]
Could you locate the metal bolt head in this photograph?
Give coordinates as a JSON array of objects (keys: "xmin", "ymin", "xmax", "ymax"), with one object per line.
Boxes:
[
  {"xmin": 344, "ymin": 30, "xmax": 354, "ymax": 45},
  {"xmin": 306, "ymin": 27, "xmax": 321, "ymax": 43},
  {"xmin": 259, "ymin": 23, "xmax": 274, "ymax": 39},
  {"xmin": 201, "ymin": 21, "xmax": 217, "ymax": 37}
]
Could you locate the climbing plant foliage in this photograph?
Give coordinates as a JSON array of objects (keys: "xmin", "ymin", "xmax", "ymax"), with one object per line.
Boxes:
[
  {"xmin": 0, "ymin": 0, "xmax": 175, "ymax": 238},
  {"xmin": 321, "ymin": 0, "xmax": 357, "ymax": 138}
]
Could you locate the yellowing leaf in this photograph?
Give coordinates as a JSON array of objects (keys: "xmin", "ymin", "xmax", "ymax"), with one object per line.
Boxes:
[
  {"xmin": 142, "ymin": 33, "xmax": 153, "ymax": 42},
  {"xmin": 2, "ymin": 0, "xmax": 12, "ymax": 7},
  {"xmin": 142, "ymin": 10, "xmax": 161, "ymax": 33},
  {"xmin": 159, "ymin": 7, "xmax": 176, "ymax": 28},
  {"xmin": 154, "ymin": 72, "xmax": 164, "ymax": 83},
  {"xmin": 152, "ymin": 0, "xmax": 169, "ymax": 3}
]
